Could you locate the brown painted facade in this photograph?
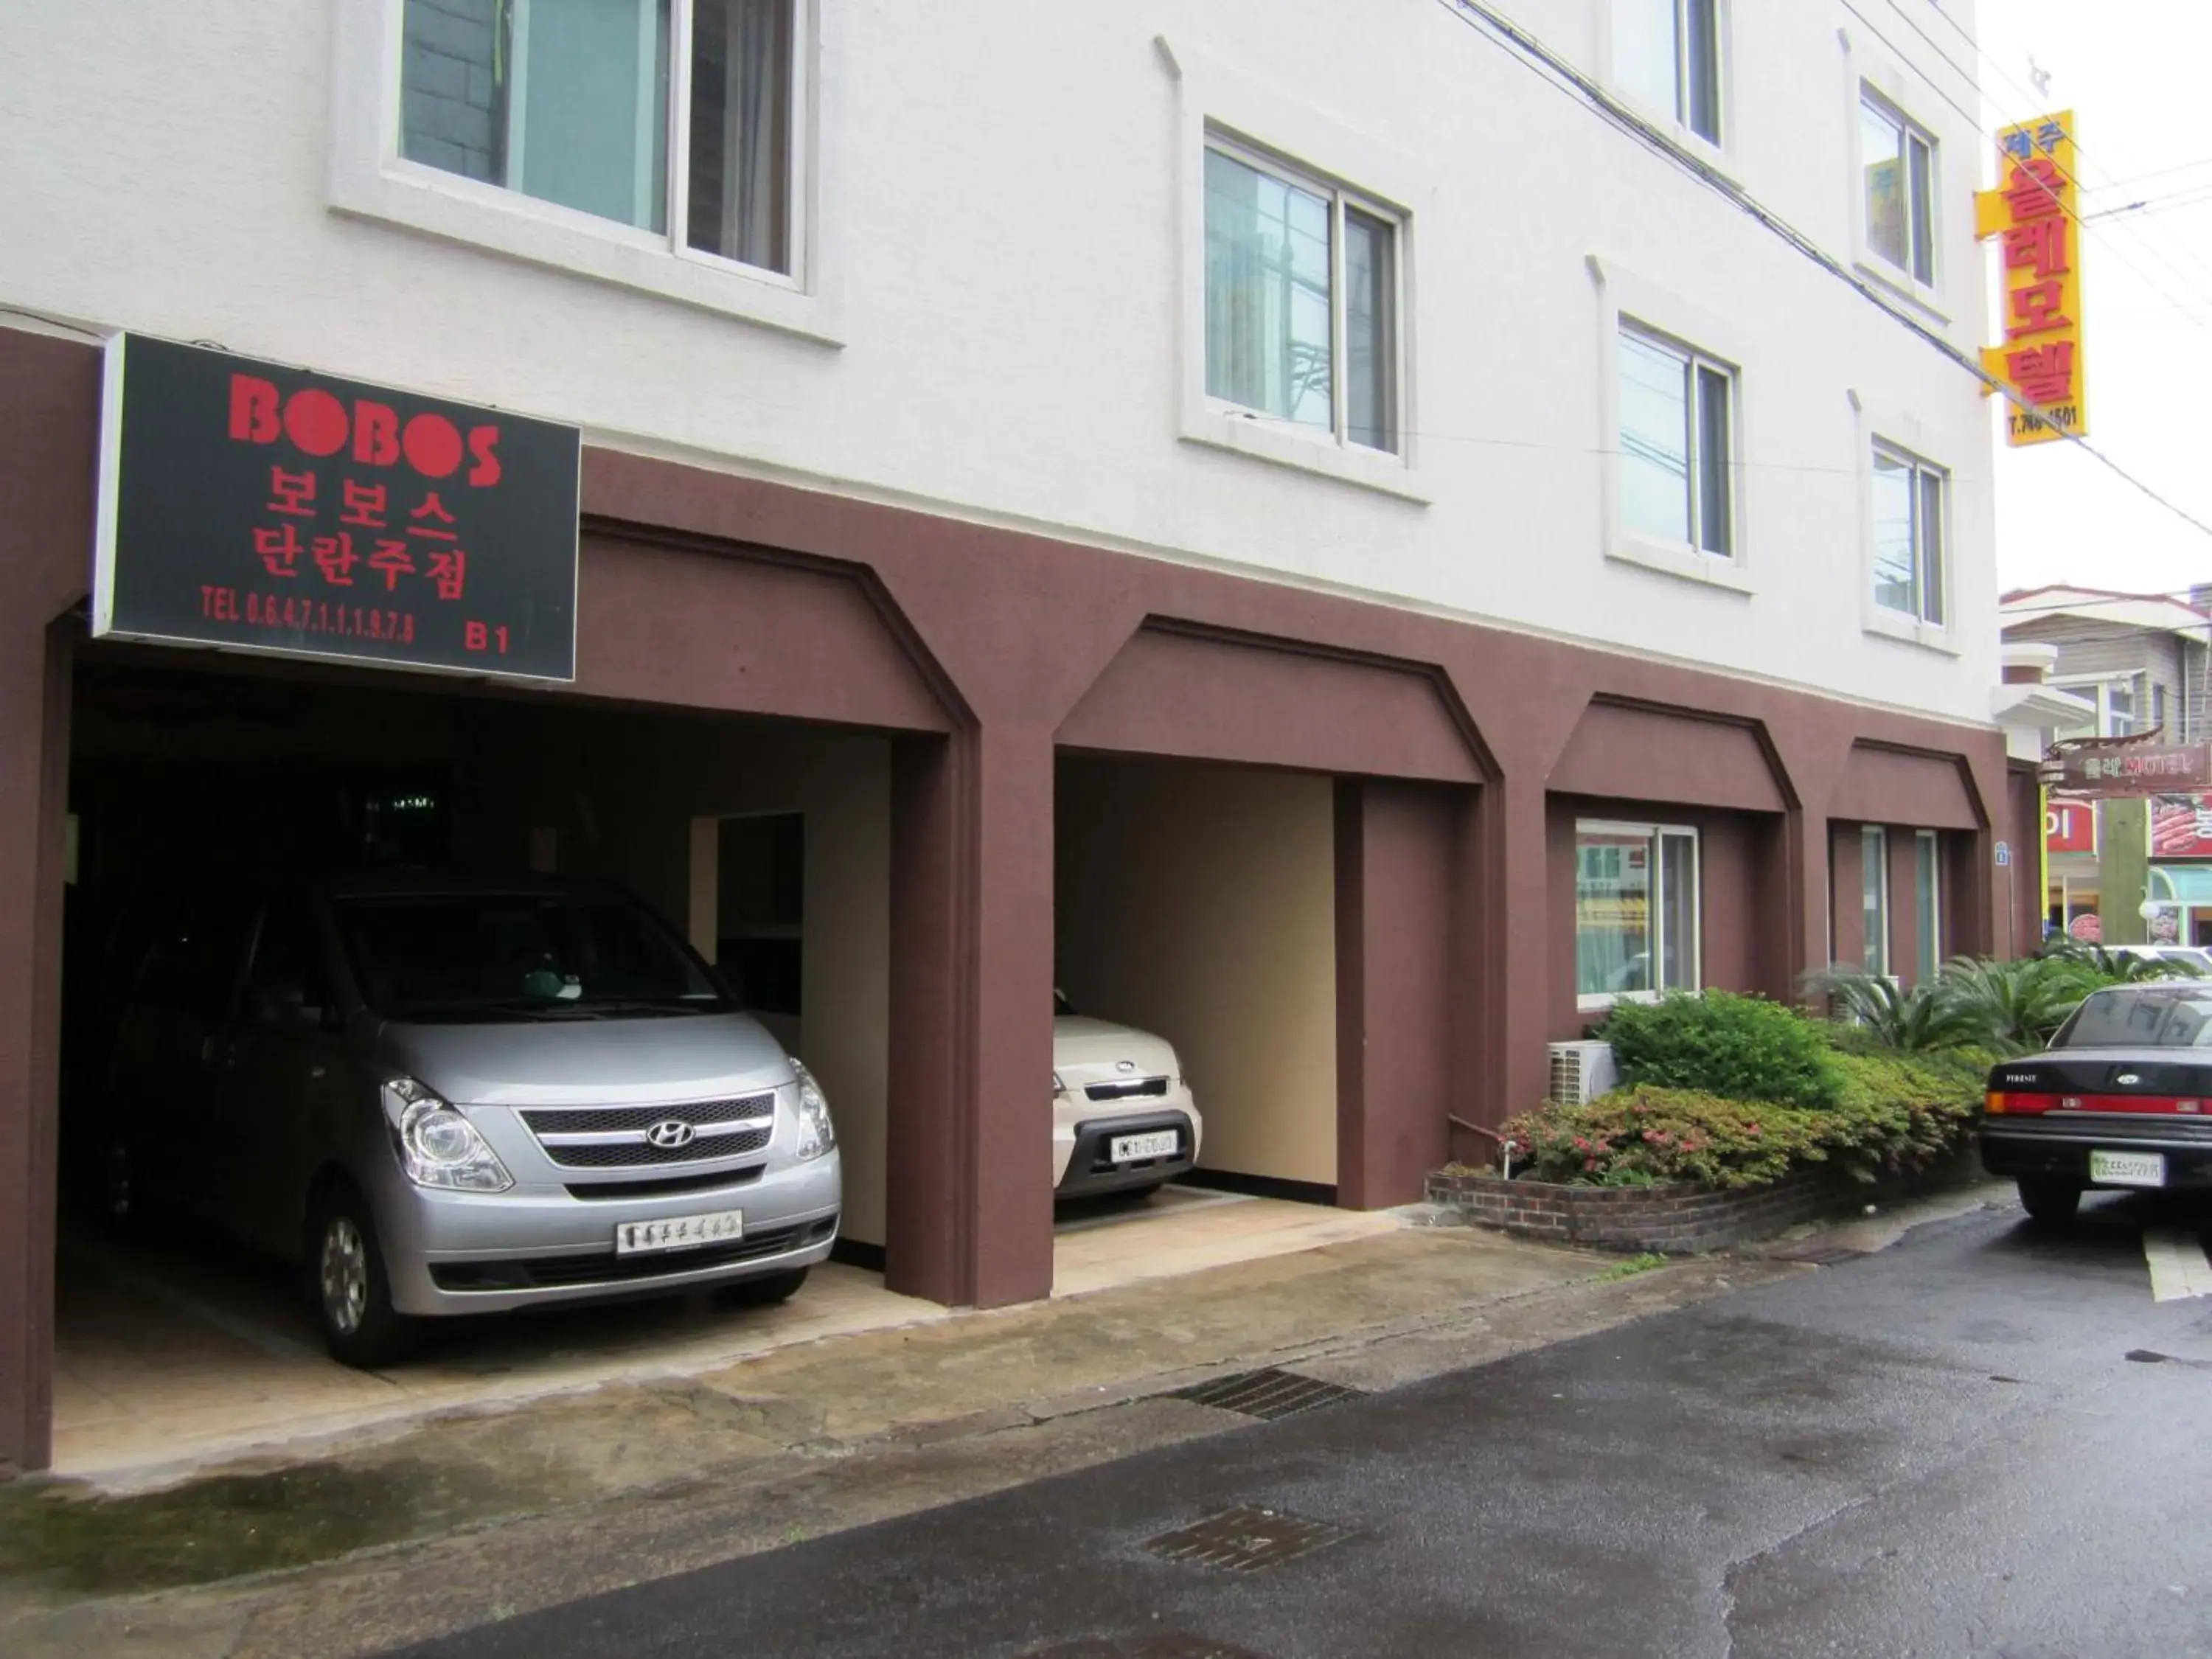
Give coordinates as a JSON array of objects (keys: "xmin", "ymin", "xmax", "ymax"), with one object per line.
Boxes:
[{"xmin": 0, "ymin": 327, "xmax": 2022, "ymax": 1474}]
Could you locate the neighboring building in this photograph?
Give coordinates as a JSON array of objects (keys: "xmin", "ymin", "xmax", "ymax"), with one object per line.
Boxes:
[
  {"xmin": 1991, "ymin": 641, "xmax": 2096, "ymax": 954},
  {"xmin": 0, "ymin": 2, "xmax": 2016, "ymax": 1472},
  {"xmin": 2001, "ymin": 588, "xmax": 2212, "ymax": 941}
]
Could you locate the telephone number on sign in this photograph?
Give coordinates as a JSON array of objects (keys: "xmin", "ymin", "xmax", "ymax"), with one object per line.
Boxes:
[{"xmin": 201, "ymin": 583, "xmax": 418, "ymax": 644}]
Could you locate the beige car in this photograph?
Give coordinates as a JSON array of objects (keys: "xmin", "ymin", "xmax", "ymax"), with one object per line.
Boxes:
[{"xmin": 1051, "ymin": 992, "xmax": 1202, "ymax": 1197}]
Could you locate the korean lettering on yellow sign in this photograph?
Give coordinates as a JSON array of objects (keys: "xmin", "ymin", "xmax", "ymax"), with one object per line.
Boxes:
[{"xmin": 1975, "ymin": 112, "xmax": 2087, "ymax": 447}]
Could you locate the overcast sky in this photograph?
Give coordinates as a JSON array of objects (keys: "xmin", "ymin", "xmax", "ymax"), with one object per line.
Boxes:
[{"xmin": 1969, "ymin": 0, "xmax": 2212, "ymax": 600}]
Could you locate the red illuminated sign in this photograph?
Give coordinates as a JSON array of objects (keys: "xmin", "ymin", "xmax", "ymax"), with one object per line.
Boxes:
[{"xmin": 2045, "ymin": 801, "xmax": 2096, "ymax": 855}]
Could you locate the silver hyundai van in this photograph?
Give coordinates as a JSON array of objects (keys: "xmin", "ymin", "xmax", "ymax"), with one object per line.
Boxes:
[{"xmin": 98, "ymin": 874, "xmax": 841, "ymax": 1366}]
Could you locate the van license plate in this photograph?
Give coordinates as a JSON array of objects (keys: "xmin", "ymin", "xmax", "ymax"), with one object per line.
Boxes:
[
  {"xmin": 1110, "ymin": 1130, "xmax": 1179, "ymax": 1163},
  {"xmin": 615, "ymin": 1208, "xmax": 745, "ymax": 1256},
  {"xmin": 2090, "ymin": 1150, "xmax": 2165, "ymax": 1188}
]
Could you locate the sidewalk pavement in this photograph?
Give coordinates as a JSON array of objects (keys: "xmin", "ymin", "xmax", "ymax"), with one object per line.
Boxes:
[{"xmin": 0, "ymin": 1182, "xmax": 2008, "ymax": 1659}]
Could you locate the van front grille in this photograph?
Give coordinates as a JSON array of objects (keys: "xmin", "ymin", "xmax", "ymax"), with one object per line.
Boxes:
[
  {"xmin": 540, "ymin": 1127, "xmax": 773, "ymax": 1169},
  {"xmin": 519, "ymin": 1093, "xmax": 777, "ymax": 1169},
  {"xmin": 519, "ymin": 1093, "xmax": 773, "ymax": 1135}
]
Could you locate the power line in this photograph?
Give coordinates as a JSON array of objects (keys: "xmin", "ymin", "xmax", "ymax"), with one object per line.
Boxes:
[
  {"xmin": 1896, "ymin": 0, "xmax": 2212, "ymax": 303},
  {"xmin": 1851, "ymin": 0, "xmax": 2212, "ymax": 326},
  {"xmin": 1861, "ymin": 0, "xmax": 1984, "ymax": 104},
  {"xmin": 2082, "ymin": 154, "xmax": 2212, "ymax": 197},
  {"xmin": 2086, "ymin": 184, "xmax": 2212, "ymax": 228},
  {"xmin": 1427, "ymin": 0, "xmax": 2212, "ymax": 548}
]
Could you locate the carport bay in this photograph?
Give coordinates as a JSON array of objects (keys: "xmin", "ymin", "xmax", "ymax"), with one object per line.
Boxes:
[{"xmin": 0, "ymin": 326, "xmax": 2014, "ymax": 1475}]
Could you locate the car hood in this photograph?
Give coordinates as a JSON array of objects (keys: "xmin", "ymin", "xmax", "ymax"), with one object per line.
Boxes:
[
  {"xmin": 372, "ymin": 1011, "xmax": 794, "ymax": 1107},
  {"xmin": 1053, "ymin": 1015, "xmax": 1180, "ymax": 1087}
]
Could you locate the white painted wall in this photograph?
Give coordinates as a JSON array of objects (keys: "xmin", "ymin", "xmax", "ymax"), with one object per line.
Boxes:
[
  {"xmin": 0, "ymin": 0, "xmax": 1995, "ymax": 722},
  {"xmin": 1056, "ymin": 759, "xmax": 1338, "ymax": 1189}
]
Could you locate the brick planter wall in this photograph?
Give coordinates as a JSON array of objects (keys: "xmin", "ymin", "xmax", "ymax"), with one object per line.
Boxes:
[{"xmin": 1425, "ymin": 1138, "xmax": 1981, "ymax": 1254}]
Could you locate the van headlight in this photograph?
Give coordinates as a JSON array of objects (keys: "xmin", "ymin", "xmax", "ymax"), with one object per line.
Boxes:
[
  {"xmin": 381, "ymin": 1077, "xmax": 513, "ymax": 1192},
  {"xmin": 792, "ymin": 1060, "xmax": 837, "ymax": 1161}
]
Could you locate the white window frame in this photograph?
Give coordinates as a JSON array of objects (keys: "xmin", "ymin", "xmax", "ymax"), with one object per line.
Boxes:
[
  {"xmin": 1862, "ymin": 825, "xmax": 1891, "ymax": 976},
  {"xmin": 1868, "ymin": 439, "xmax": 1948, "ymax": 628},
  {"xmin": 1590, "ymin": 257, "xmax": 1755, "ymax": 595},
  {"xmin": 1597, "ymin": 0, "xmax": 1732, "ymax": 164},
  {"xmin": 1202, "ymin": 134, "xmax": 1407, "ymax": 461},
  {"xmin": 1618, "ymin": 321, "xmax": 1737, "ymax": 557},
  {"xmin": 1851, "ymin": 389, "xmax": 1958, "ymax": 654},
  {"xmin": 1846, "ymin": 48, "xmax": 1947, "ymax": 318},
  {"xmin": 1161, "ymin": 36, "xmax": 1431, "ymax": 503},
  {"xmin": 328, "ymin": 0, "xmax": 843, "ymax": 344},
  {"xmin": 1575, "ymin": 818, "xmax": 1703, "ymax": 1012},
  {"xmin": 1914, "ymin": 829, "xmax": 1942, "ymax": 983},
  {"xmin": 2053, "ymin": 675, "xmax": 2146, "ymax": 740}
]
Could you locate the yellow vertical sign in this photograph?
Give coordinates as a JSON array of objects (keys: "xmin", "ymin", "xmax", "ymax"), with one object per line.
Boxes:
[{"xmin": 1975, "ymin": 111, "xmax": 2088, "ymax": 447}]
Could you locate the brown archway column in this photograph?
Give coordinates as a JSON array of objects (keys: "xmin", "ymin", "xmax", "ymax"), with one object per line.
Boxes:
[
  {"xmin": 887, "ymin": 723, "xmax": 1056, "ymax": 1307},
  {"xmin": 0, "ymin": 621, "xmax": 70, "ymax": 1481},
  {"xmin": 1333, "ymin": 778, "xmax": 1466, "ymax": 1207},
  {"xmin": 0, "ymin": 332, "xmax": 98, "ymax": 1477},
  {"xmin": 1475, "ymin": 776, "xmax": 1555, "ymax": 1138}
]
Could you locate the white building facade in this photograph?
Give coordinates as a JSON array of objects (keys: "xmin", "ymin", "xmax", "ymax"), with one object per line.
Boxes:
[{"xmin": 0, "ymin": 1, "xmax": 2030, "ymax": 1472}]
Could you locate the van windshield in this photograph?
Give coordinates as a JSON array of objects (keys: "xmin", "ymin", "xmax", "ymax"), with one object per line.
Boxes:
[{"xmin": 336, "ymin": 892, "xmax": 731, "ymax": 1020}]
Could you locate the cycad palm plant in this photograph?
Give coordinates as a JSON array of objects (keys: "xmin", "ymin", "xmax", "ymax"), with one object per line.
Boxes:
[
  {"xmin": 1810, "ymin": 969, "xmax": 1986, "ymax": 1051},
  {"xmin": 2057, "ymin": 942, "xmax": 2205, "ymax": 983},
  {"xmin": 1935, "ymin": 954, "xmax": 2101, "ymax": 1054}
]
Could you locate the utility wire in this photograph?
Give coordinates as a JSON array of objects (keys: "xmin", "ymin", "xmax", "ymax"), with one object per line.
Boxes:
[
  {"xmin": 2083, "ymin": 154, "xmax": 2212, "ymax": 197},
  {"xmin": 1850, "ymin": 0, "xmax": 2212, "ymax": 328},
  {"xmin": 1427, "ymin": 0, "xmax": 2212, "ymax": 547},
  {"xmin": 1898, "ymin": 0, "xmax": 2212, "ymax": 302},
  {"xmin": 2086, "ymin": 185, "xmax": 2212, "ymax": 227}
]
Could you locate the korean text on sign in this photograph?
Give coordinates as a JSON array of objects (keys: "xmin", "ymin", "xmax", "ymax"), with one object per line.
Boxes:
[{"xmin": 1974, "ymin": 111, "xmax": 2088, "ymax": 448}]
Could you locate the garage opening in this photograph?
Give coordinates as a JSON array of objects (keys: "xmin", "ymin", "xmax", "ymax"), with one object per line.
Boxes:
[
  {"xmin": 52, "ymin": 650, "xmax": 904, "ymax": 1475},
  {"xmin": 1051, "ymin": 754, "xmax": 1357, "ymax": 1281}
]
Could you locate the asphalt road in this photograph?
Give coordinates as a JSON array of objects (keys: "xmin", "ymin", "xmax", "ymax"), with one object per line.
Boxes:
[{"xmin": 389, "ymin": 1194, "xmax": 2212, "ymax": 1659}]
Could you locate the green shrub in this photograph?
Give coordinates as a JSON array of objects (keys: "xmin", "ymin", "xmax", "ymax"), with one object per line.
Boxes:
[
  {"xmin": 1825, "ymin": 1046, "xmax": 1989, "ymax": 1178},
  {"xmin": 1503, "ymin": 1088, "xmax": 1823, "ymax": 1190},
  {"xmin": 1600, "ymin": 991, "xmax": 1843, "ymax": 1109},
  {"xmin": 1500, "ymin": 1033, "xmax": 1990, "ymax": 1190}
]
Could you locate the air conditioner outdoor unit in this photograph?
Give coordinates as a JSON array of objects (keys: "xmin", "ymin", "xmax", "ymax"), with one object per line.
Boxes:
[{"xmin": 1547, "ymin": 1040, "xmax": 1618, "ymax": 1106}]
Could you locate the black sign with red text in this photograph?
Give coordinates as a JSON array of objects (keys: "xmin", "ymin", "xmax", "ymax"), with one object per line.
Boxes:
[{"xmin": 95, "ymin": 335, "xmax": 580, "ymax": 681}]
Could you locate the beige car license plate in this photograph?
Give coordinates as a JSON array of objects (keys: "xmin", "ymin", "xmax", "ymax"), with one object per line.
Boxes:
[
  {"xmin": 615, "ymin": 1208, "xmax": 745, "ymax": 1256},
  {"xmin": 1110, "ymin": 1130, "xmax": 1179, "ymax": 1163},
  {"xmin": 2089, "ymin": 1150, "xmax": 2165, "ymax": 1188}
]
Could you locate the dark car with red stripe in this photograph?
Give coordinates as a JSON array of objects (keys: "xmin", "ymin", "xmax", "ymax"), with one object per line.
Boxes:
[{"xmin": 1983, "ymin": 983, "xmax": 2212, "ymax": 1222}]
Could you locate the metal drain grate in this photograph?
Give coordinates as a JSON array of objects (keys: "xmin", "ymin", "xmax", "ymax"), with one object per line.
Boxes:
[
  {"xmin": 1018, "ymin": 1638, "xmax": 1272, "ymax": 1659},
  {"xmin": 1170, "ymin": 1366, "xmax": 1362, "ymax": 1420},
  {"xmin": 1142, "ymin": 1504, "xmax": 1358, "ymax": 1573}
]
